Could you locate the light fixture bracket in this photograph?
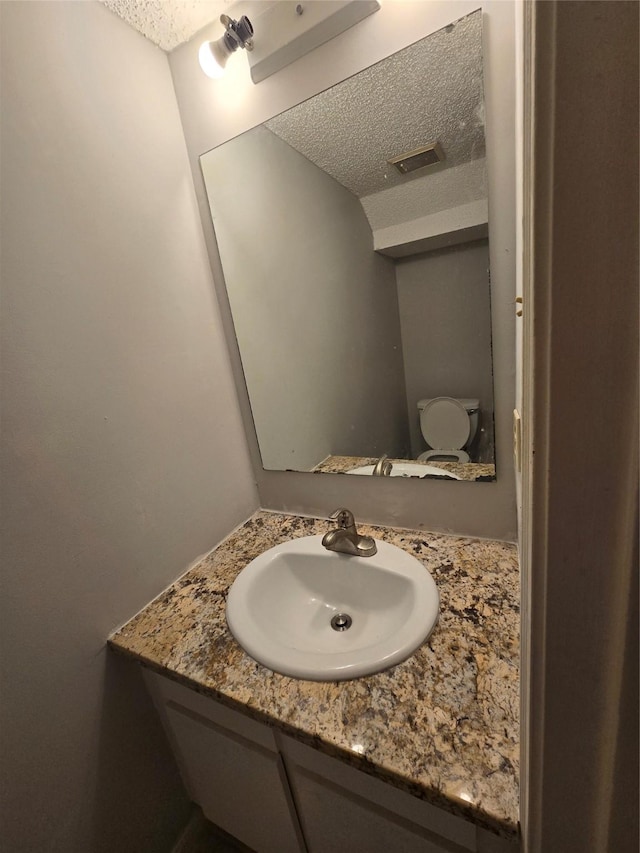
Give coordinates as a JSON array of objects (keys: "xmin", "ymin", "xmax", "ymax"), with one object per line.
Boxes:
[
  {"xmin": 220, "ymin": 14, "xmax": 254, "ymax": 53},
  {"xmin": 247, "ymin": 1, "xmax": 380, "ymax": 84}
]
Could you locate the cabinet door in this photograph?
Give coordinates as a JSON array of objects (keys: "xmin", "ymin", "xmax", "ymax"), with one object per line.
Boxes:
[
  {"xmin": 289, "ymin": 765, "xmax": 462, "ymax": 853},
  {"xmin": 165, "ymin": 703, "xmax": 302, "ymax": 853},
  {"xmin": 280, "ymin": 733, "xmax": 477, "ymax": 852}
]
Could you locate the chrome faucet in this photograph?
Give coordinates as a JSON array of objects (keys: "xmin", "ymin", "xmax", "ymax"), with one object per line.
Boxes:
[
  {"xmin": 321, "ymin": 508, "xmax": 377, "ymax": 557},
  {"xmin": 372, "ymin": 454, "xmax": 393, "ymax": 476}
]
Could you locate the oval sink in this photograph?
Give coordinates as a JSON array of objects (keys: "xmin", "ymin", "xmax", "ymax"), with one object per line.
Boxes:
[
  {"xmin": 226, "ymin": 536, "xmax": 439, "ymax": 681},
  {"xmin": 348, "ymin": 462, "xmax": 461, "ymax": 479}
]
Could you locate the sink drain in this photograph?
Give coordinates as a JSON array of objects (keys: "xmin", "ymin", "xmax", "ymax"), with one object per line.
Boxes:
[{"xmin": 331, "ymin": 613, "xmax": 352, "ymax": 632}]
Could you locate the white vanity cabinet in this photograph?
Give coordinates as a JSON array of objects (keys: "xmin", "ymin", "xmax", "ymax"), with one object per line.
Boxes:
[{"xmin": 144, "ymin": 671, "xmax": 518, "ymax": 853}]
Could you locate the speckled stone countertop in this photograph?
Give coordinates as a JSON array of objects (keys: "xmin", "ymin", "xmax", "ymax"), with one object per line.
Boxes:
[
  {"xmin": 109, "ymin": 511, "xmax": 519, "ymax": 839},
  {"xmin": 312, "ymin": 455, "xmax": 496, "ymax": 481}
]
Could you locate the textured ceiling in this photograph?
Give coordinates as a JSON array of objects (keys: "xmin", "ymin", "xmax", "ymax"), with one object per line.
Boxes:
[
  {"xmin": 265, "ymin": 11, "xmax": 485, "ymax": 198},
  {"xmin": 100, "ymin": 0, "xmax": 234, "ymax": 51}
]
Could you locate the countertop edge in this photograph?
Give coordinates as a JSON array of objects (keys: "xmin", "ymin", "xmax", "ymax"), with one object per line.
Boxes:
[{"xmin": 108, "ymin": 638, "xmax": 520, "ymax": 840}]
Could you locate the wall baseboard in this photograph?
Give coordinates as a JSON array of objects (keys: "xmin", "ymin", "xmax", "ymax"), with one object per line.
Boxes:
[
  {"xmin": 171, "ymin": 805, "xmax": 253, "ymax": 853},
  {"xmin": 171, "ymin": 807, "xmax": 209, "ymax": 853}
]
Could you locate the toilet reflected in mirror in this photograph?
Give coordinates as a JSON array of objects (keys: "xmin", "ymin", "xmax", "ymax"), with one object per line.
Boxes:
[{"xmin": 417, "ymin": 397, "xmax": 479, "ymax": 464}]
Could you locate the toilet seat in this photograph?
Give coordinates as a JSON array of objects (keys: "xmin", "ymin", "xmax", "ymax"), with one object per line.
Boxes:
[
  {"xmin": 418, "ymin": 448, "xmax": 470, "ymax": 463},
  {"xmin": 419, "ymin": 397, "xmax": 470, "ymax": 461}
]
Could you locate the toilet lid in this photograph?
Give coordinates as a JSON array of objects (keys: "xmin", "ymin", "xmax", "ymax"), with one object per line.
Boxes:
[{"xmin": 420, "ymin": 397, "xmax": 470, "ymax": 450}]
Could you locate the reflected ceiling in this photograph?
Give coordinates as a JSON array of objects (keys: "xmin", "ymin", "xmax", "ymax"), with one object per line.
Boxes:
[{"xmin": 265, "ymin": 12, "xmax": 484, "ymax": 198}]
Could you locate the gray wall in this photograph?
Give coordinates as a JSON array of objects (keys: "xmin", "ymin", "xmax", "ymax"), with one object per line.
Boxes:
[
  {"xmin": 202, "ymin": 126, "xmax": 408, "ymax": 470},
  {"xmin": 0, "ymin": 2, "xmax": 258, "ymax": 851},
  {"xmin": 395, "ymin": 240, "xmax": 494, "ymax": 461},
  {"xmin": 169, "ymin": 0, "xmax": 517, "ymax": 540}
]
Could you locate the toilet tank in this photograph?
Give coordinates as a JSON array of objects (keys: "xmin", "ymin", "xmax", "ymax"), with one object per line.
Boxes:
[{"xmin": 417, "ymin": 398, "xmax": 479, "ymax": 414}]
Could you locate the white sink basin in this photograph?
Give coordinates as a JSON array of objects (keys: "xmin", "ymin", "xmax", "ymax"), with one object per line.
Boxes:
[
  {"xmin": 226, "ymin": 536, "xmax": 439, "ymax": 681},
  {"xmin": 348, "ymin": 462, "xmax": 461, "ymax": 479}
]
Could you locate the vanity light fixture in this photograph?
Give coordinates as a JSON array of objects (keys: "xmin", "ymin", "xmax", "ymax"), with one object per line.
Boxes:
[
  {"xmin": 198, "ymin": 14, "xmax": 254, "ymax": 79},
  {"xmin": 197, "ymin": 1, "xmax": 381, "ymax": 84},
  {"xmin": 246, "ymin": 1, "xmax": 379, "ymax": 83}
]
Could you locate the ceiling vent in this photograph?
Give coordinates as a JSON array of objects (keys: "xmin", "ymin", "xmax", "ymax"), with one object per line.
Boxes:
[{"xmin": 388, "ymin": 142, "xmax": 445, "ymax": 175}]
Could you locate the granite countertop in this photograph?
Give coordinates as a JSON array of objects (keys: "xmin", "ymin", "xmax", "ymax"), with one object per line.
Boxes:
[
  {"xmin": 312, "ymin": 455, "xmax": 496, "ymax": 481},
  {"xmin": 109, "ymin": 511, "xmax": 519, "ymax": 839}
]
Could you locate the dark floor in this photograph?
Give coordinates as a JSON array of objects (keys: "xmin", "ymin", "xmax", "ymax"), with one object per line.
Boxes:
[{"xmin": 189, "ymin": 818, "xmax": 254, "ymax": 853}]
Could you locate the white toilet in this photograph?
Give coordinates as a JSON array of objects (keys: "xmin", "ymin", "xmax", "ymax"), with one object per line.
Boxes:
[{"xmin": 416, "ymin": 397, "xmax": 480, "ymax": 463}]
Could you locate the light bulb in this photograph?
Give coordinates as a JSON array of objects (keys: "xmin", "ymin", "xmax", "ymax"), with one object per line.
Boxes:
[
  {"xmin": 199, "ymin": 39, "xmax": 230, "ymax": 79},
  {"xmin": 198, "ymin": 16, "xmax": 253, "ymax": 80}
]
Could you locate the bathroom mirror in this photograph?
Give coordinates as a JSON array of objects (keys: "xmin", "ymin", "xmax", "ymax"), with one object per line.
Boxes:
[{"xmin": 201, "ymin": 10, "xmax": 496, "ymax": 482}]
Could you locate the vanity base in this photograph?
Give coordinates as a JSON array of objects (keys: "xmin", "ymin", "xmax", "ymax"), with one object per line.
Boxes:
[{"xmin": 145, "ymin": 670, "xmax": 519, "ymax": 853}]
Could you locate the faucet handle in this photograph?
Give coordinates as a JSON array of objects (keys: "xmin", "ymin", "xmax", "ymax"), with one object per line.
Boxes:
[{"xmin": 328, "ymin": 508, "xmax": 355, "ymax": 529}]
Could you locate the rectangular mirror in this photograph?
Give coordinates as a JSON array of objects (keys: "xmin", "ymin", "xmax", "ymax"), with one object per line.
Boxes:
[{"xmin": 201, "ymin": 10, "xmax": 496, "ymax": 482}]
